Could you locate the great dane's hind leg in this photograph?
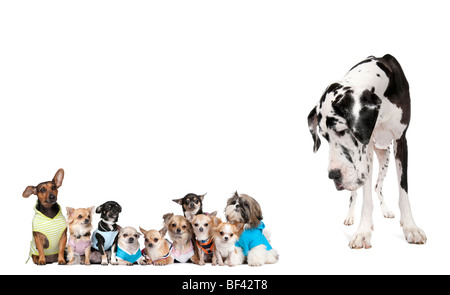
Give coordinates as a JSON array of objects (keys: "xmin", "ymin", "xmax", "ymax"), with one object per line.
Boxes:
[
  {"xmin": 394, "ymin": 135, "xmax": 427, "ymax": 244},
  {"xmin": 344, "ymin": 191, "xmax": 357, "ymax": 226},
  {"xmin": 374, "ymin": 146, "xmax": 395, "ymax": 218}
]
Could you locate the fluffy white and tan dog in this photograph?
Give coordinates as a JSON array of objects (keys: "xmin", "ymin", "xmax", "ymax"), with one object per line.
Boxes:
[{"xmin": 225, "ymin": 192, "xmax": 279, "ymax": 266}]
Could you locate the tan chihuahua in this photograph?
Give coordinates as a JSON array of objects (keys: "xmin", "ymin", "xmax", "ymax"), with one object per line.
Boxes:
[
  {"xmin": 66, "ymin": 206, "xmax": 94, "ymax": 265},
  {"xmin": 139, "ymin": 227, "xmax": 174, "ymax": 266}
]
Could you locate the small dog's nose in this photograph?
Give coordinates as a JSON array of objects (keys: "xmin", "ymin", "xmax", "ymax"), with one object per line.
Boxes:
[
  {"xmin": 199, "ymin": 227, "xmax": 203, "ymax": 232},
  {"xmin": 328, "ymin": 169, "xmax": 342, "ymax": 180},
  {"xmin": 224, "ymin": 237, "xmax": 229, "ymax": 241},
  {"xmin": 128, "ymin": 237, "xmax": 134, "ymax": 243},
  {"xmin": 48, "ymin": 194, "xmax": 56, "ymax": 202},
  {"xmin": 176, "ymin": 228, "xmax": 181, "ymax": 233}
]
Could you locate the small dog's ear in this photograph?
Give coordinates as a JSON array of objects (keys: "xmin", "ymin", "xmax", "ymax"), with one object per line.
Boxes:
[
  {"xmin": 234, "ymin": 191, "xmax": 239, "ymax": 198},
  {"xmin": 95, "ymin": 205, "xmax": 103, "ymax": 214},
  {"xmin": 162, "ymin": 213, "xmax": 174, "ymax": 224},
  {"xmin": 88, "ymin": 206, "xmax": 95, "ymax": 217},
  {"xmin": 23, "ymin": 186, "xmax": 37, "ymax": 198},
  {"xmin": 209, "ymin": 211, "xmax": 217, "ymax": 218},
  {"xmin": 159, "ymin": 226, "xmax": 168, "ymax": 238},
  {"xmin": 66, "ymin": 207, "xmax": 75, "ymax": 217},
  {"xmin": 235, "ymin": 223, "xmax": 245, "ymax": 235},
  {"xmin": 199, "ymin": 193, "xmax": 207, "ymax": 201},
  {"xmin": 52, "ymin": 168, "xmax": 64, "ymax": 188},
  {"xmin": 172, "ymin": 198, "xmax": 183, "ymax": 205},
  {"xmin": 139, "ymin": 226, "xmax": 148, "ymax": 235}
]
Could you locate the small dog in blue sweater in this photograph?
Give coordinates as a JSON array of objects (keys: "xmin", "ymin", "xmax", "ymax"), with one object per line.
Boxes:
[{"xmin": 224, "ymin": 192, "xmax": 279, "ymax": 266}]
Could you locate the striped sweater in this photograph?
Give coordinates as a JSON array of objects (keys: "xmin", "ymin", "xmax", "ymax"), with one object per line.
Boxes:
[{"xmin": 29, "ymin": 202, "xmax": 67, "ymax": 258}]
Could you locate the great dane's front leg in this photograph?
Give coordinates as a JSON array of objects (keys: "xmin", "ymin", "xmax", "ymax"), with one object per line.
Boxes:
[
  {"xmin": 349, "ymin": 143, "xmax": 374, "ymax": 249},
  {"xmin": 394, "ymin": 135, "xmax": 427, "ymax": 244}
]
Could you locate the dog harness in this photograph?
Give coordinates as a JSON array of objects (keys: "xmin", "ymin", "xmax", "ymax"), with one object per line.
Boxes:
[
  {"xmin": 68, "ymin": 234, "xmax": 91, "ymax": 255},
  {"xmin": 28, "ymin": 202, "xmax": 67, "ymax": 261},
  {"xmin": 235, "ymin": 221, "xmax": 272, "ymax": 256},
  {"xmin": 171, "ymin": 240, "xmax": 194, "ymax": 263},
  {"xmin": 196, "ymin": 238, "xmax": 214, "ymax": 255},
  {"xmin": 91, "ymin": 229, "xmax": 118, "ymax": 251},
  {"xmin": 115, "ymin": 245, "xmax": 142, "ymax": 264}
]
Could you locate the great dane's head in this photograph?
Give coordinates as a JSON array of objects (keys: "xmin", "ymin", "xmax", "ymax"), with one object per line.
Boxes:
[{"xmin": 308, "ymin": 83, "xmax": 382, "ymax": 191}]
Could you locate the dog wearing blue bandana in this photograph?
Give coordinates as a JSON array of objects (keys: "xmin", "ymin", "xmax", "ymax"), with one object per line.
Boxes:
[
  {"xmin": 225, "ymin": 192, "xmax": 279, "ymax": 266},
  {"xmin": 111, "ymin": 226, "xmax": 145, "ymax": 265}
]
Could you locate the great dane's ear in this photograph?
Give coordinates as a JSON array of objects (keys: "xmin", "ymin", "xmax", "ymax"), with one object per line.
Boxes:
[
  {"xmin": 307, "ymin": 106, "xmax": 321, "ymax": 153},
  {"xmin": 334, "ymin": 90, "xmax": 382, "ymax": 145}
]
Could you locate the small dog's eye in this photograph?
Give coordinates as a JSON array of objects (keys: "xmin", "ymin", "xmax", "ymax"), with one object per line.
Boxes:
[
  {"xmin": 194, "ymin": 199, "xmax": 198, "ymax": 204},
  {"xmin": 78, "ymin": 215, "xmax": 83, "ymax": 219},
  {"xmin": 231, "ymin": 201, "xmax": 236, "ymax": 205},
  {"xmin": 52, "ymin": 185, "xmax": 56, "ymax": 190},
  {"xmin": 154, "ymin": 238, "xmax": 159, "ymax": 243},
  {"xmin": 123, "ymin": 233, "xmax": 128, "ymax": 237},
  {"xmin": 145, "ymin": 238, "xmax": 149, "ymax": 243},
  {"xmin": 134, "ymin": 234, "xmax": 139, "ymax": 238},
  {"xmin": 40, "ymin": 187, "xmax": 46, "ymax": 193},
  {"xmin": 182, "ymin": 225, "xmax": 186, "ymax": 229},
  {"xmin": 244, "ymin": 203, "xmax": 249, "ymax": 207},
  {"xmin": 194, "ymin": 223, "xmax": 199, "ymax": 227},
  {"xmin": 185, "ymin": 201, "xmax": 189, "ymax": 205},
  {"xmin": 220, "ymin": 231, "xmax": 224, "ymax": 236},
  {"xmin": 204, "ymin": 223, "xmax": 208, "ymax": 227},
  {"xmin": 172, "ymin": 223, "xmax": 176, "ymax": 227},
  {"xmin": 230, "ymin": 233, "xmax": 234, "ymax": 237}
]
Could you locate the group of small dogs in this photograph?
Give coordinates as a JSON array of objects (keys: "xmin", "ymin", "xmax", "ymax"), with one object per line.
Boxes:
[{"xmin": 23, "ymin": 168, "xmax": 279, "ymax": 266}]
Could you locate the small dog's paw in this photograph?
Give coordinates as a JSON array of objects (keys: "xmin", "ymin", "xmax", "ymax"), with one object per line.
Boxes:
[
  {"xmin": 349, "ymin": 231, "xmax": 372, "ymax": 249},
  {"xmin": 403, "ymin": 226, "xmax": 427, "ymax": 244},
  {"xmin": 58, "ymin": 259, "xmax": 66, "ymax": 265}
]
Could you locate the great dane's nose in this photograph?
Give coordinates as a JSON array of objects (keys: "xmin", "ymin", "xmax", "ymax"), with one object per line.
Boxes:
[{"xmin": 328, "ymin": 169, "xmax": 342, "ymax": 180}]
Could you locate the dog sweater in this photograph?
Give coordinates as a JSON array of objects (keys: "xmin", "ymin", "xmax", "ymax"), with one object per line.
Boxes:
[
  {"xmin": 235, "ymin": 221, "xmax": 272, "ymax": 256},
  {"xmin": 171, "ymin": 240, "xmax": 194, "ymax": 263},
  {"xmin": 115, "ymin": 245, "xmax": 142, "ymax": 264},
  {"xmin": 197, "ymin": 237, "xmax": 214, "ymax": 255},
  {"xmin": 91, "ymin": 229, "xmax": 118, "ymax": 251},
  {"xmin": 28, "ymin": 202, "xmax": 67, "ymax": 259},
  {"xmin": 68, "ymin": 236, "xmax": 91, "ymax": 255}
]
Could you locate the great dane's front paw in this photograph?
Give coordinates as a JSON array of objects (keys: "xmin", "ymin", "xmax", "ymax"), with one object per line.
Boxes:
[
  {"xmin": 349, "ymin": 230, "xmax": 372, "ymax": 249},
  {"xmin": 403, "ymin": 226, "xmax": 427, "ymax": 244}
]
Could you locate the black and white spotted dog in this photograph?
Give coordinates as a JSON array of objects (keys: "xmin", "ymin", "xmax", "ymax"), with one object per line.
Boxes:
[{"xmin": 307, "ymin": 54, "xmax": 426, "ymax": 249}]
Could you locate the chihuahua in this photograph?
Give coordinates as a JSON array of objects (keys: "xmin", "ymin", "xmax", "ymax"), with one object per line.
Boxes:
[
  {"xmin": 189, "ymin": 212, "xmax": 221, "ymax": 265},
  {"xmin": 111, "ymin": 226, "xmax": 144, "ymax": 265},
  {"xmin": 212, "ymin": 221, "xmax": 244, "ymax": 267},
  {"xmin": 163, "ymin": 213, "xmax": 196, "ymax": 263},
  {"xmin": 173, "ymin": 193, "xmax": 207, "ymax": 220},
  {"xmin": 139, "ymin": 227, "xmax": 174, "ymax": 266},
  {"xmin": 66, "ymin": 206, "xmax": 94, "ymax": 265},
  {"xmin": 90, "ymin": 201, "xmax": 122, "ymax": 265},
  {"xmin": 22, "ymin": 168, "xmax": 67, "ymax": 265}
]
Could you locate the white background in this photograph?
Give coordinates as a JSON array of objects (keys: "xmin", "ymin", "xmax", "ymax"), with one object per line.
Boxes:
[{"xmin": 1, "ymin": 0, "xmax": 449, "ymax": 275}]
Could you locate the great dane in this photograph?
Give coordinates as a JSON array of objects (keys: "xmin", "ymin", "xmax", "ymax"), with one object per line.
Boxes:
[{"xmin": 307, "ymin": 54, "xmax": 426, "ymax": 248}]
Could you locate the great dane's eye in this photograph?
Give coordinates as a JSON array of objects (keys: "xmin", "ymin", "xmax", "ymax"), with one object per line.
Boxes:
[{"xmin": 336, "ymin": 130, "xmax": 346, "ymax": 136}]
